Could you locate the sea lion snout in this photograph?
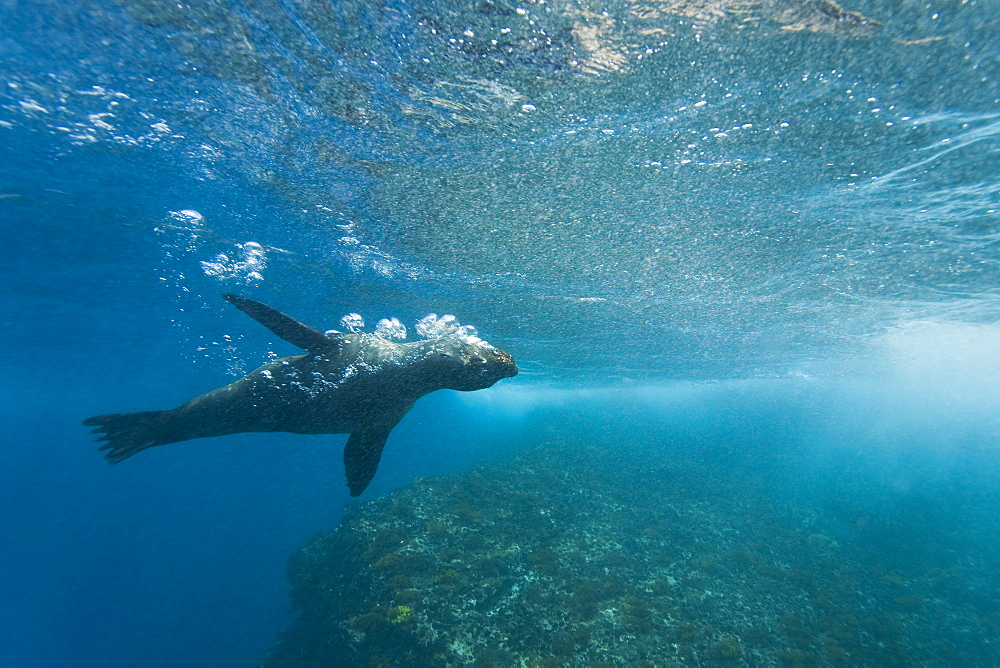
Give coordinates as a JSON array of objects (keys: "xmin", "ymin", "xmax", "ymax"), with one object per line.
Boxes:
[
  {"xmin": 479, "ymin": 347, "xmax": 519, "ymax": 385},
  {"xmin": 492, "ymin": 348, "xmax": 518, "ymax": 378},
  {"xmin": 472, "ymin": 346, "xmax": 517, "ymax": 377},
  {"xmin": 439, "ymin": 342, "xmax": 518, "ymax": 391}
]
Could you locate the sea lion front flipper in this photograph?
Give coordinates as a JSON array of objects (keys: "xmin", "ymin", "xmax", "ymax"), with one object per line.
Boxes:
[
  {"xmin": 223, "ymin": 294, "xmax": 337, "ymax": 353},
  {"xmin": 344, "ymin": 429, "xmax": 392, "ymax": 497}
]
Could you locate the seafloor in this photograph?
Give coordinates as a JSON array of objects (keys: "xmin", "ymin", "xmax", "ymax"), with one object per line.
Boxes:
[{"xmin": 263, "ymin": 433, "xmax": 999, "ymax": 666}]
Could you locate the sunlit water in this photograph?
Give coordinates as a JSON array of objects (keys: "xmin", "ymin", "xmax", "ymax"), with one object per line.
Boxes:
[{"xmin": 2, "ymin": 0, "xmax": 998, "ymax": 665}]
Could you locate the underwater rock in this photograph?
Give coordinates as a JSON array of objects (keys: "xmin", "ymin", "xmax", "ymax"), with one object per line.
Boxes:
[{"xmin": 263, "ymin": 438, "xmax": 1000, "ymax": 666}]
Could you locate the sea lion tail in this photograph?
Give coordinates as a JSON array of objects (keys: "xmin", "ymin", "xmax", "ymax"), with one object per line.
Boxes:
[{"xmin": 82, "ymin": 411, "xmax": 176, "ymax": 464}]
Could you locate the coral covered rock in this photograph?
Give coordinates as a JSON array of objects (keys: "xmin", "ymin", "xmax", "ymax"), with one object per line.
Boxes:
[{"xmin": 263, "ymin": 439, "xmax": 1000, "ymax": 666}]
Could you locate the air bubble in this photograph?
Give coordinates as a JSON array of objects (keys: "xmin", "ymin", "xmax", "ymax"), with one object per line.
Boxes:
[
  {"xmin": 340, "ymin": 313, "xmax": 365, "ymax": 333},
  {"xmin": 376, "ymin": 318, "xmax": 407, "ymax": 341},
  {"xmin": 416, "ymin": 314, "xmax": 460, "ymax": 338}
]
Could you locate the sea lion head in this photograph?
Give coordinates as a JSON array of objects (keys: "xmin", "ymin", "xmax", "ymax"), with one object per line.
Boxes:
[{"xmin": 424, "ymin": 336, "xmax": 518, "ymax": 391}]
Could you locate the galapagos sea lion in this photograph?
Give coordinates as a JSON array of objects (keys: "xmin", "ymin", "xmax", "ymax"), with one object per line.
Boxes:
[{"xmin": 83, "ymin": 294, "xmax": 518, "ymax": 496}]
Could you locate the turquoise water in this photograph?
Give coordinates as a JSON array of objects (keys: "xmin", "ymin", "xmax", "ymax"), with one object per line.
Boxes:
[{"xmin": 2, "ymin": 0, "xmax": 999, "ymax": 665}]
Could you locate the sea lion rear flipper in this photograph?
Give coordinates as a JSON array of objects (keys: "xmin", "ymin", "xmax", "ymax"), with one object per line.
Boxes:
[
  {"xmin": 83, "ymin": 411, "xmax": 175, "ymax": 463},
  {"xmin": 344, "ymin": 429, "xmax": 392, "ymax": 497},
  {"xmin": 223, "ymin": 294, "xmax": 337, "ymax": 353}
]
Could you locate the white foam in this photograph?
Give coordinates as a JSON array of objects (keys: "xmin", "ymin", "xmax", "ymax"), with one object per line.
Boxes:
[
  {"xmin": 169, "ymin": 209, "xmax": 204, "ymax": 224},
  {"xmin": 375, "ymin": 317, "xmax": 407, "ymax": 341},
  {"xmin": 451, "ymin": 325, "xmax": 485, "ymax": 346},
  {"xmin": 415, "ymin": 313, "xmax": 459, "ymax": 338},
  {"xmin": 199, "ymin": 241, "xmax": 266, "ymax": 285},
  {"xmin": 340, "ymin": 313, "xmax": 365, "ymax": 333}
]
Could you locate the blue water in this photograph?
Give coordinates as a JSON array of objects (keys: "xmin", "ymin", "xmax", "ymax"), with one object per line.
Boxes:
[{"xmin": 2, "ymin": 0, "xmax": 999, "ymax": 664}]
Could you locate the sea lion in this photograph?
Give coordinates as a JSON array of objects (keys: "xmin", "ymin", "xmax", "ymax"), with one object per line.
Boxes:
[{"xmin": 83, "ymin": 294, "xmax": 518, "ymax": 496}]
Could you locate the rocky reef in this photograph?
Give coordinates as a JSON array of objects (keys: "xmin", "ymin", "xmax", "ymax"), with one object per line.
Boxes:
[{"xmin": 263, "ymin": 437, "xmax": 1000, "ymax": 666}]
